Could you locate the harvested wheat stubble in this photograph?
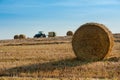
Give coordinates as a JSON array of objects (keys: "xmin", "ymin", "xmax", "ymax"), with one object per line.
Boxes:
[{"xmin": 72, "ymin": 23, "xmax": 114, "ymax": 61}]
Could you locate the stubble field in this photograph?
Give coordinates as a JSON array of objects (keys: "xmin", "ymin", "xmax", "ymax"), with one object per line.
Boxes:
[{"xmin": 0, "ymin": 36, "xmax": 120, "ymax": 80}]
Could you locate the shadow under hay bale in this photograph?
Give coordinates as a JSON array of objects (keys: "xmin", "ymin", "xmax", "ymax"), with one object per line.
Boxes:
[
  {"xmin": 0, "ymin": 58, "xmax": 90, "ymax": 77},
  {"xmin": 0, "ymin": 58, "xmax": 119, "ymax": 78},
  {"xmin": 105, "ymin": 57, "xmax": 120, "ymax": 62},
  {"xmin": 72, "ymin": 22, "xmax": 114, "ymax": 61}
]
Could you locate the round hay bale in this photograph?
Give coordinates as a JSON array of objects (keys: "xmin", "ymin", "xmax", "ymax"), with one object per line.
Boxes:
[
  {"xmin": 19, "ymin": 34, "xmax": 26, "ymax": 39},
  {"xmin": 14, "ymin": 35, "xmax": 19, "ymax": 39},
  {"xmin": 48, "ymin": 32, "xmax": 56, "ymax": 37},
  {"xmin": 66, "ymin": 31, "xmax": 73, "ymax": 36},
  {"xmin": 72, "ymin": 22, "xmax": 114, "ymax": 61}
]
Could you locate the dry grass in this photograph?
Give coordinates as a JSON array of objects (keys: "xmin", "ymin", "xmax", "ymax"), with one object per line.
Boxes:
[
  {"xmin": 0, "ymin": 37, "xmax": 119, "ymax": 79},
  {"xmin": 0, "ymin": 77, "xmax": 118, "ymax": 80}
]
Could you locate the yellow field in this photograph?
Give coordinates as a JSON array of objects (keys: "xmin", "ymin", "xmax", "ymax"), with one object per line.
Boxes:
[{"xmin": 0, "ymin": 37, "xmax": 120, "ymax": 80}]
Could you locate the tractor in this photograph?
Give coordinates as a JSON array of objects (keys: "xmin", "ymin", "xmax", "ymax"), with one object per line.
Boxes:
[{"xmin": 34, "ymin": 31, "xmax": 46, "ymax": 38}]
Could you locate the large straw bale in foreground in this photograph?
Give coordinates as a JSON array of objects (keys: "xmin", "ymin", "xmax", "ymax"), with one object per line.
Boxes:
[{"xmin": 72, "ymin": 23, "xmax": 114, "ymax": 61}]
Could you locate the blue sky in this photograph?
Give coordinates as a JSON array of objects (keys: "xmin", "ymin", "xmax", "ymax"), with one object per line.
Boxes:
[{"xmin": 0, "ymin": 0, "xmax": 120, "ymax": 39}]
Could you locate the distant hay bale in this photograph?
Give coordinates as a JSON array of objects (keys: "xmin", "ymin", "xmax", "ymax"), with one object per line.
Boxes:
[
  {"xmin": 66, "ymin": 31, "xmax": 73, "ymax": 36},
  {"xmin": 19, "ymin": 34, "xmax": 26, "ymax": 39},
  {"xmin": 72, "ymin": 22, "xmax": 114, "ymax": 61},
  {"xmin": 48, "ymin": 32, "xmax": 56, "ymax": 37},
  {"xmin": 14, "ymin": 35, "xmax": 19, "ymax": 39}
]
